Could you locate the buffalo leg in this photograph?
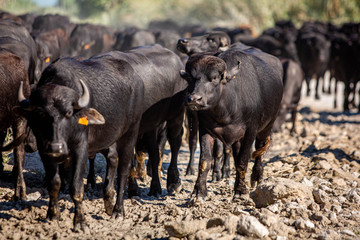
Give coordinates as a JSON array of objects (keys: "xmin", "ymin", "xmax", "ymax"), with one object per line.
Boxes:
[
  {"xmin": 222, "ymin": 146, "xmax": 231, "ymax": 179},
  {"xmin": 87, "ymin": 155, "xmax": 96, "ymax": 189},
  {"xmin": 42, "ymin": 156, "xmax": 61, "ymax": 221},
  {"xmin": 158, "ymin": 123, "xmax": 167, "ymax": 174},
  {"xmin": 102, "ymin": 144, "xmax": 118, "ymax": 215},
  {"xmin": 305, "ymin": 77, "xmax": 311, "ymax": 97},
  {"xmin": 343, "ymin": 80, "xmax": 351, "ymax": 111},
  {"xmin": 251, "ymin": 135, "xmax": 271, "ymax": 188},
  {"xmin": 128, "ymin": 154, "xmax": 140, "ymax": 198},
  {"xmin": 233, "ymin": 130, "xmax": 256, "ymax": 198},
  {"xmin": 211, "ymin": 139, "xmax": 223, "ymax": 182},
  {"xmin": 166, "ymin": 116, "xmax": 183, "ymax": 195},
  {"xmin": 334, "ymin": 79, "xmax": 338, "ymax": 109},
  {"xmin": 145, "ymin": 130, "xmax": 162, "ymax": 197},
  {"xmin": 135, "ymin": 151, "xmax": 147, "ymax": 182},
  {"xmin": 190, "ymin": 129, "xmax": 215, "ymax": 204},
  {"xmin": 186, "ymin": 110, "xmax": 198, "ymax": 176},
  {"xmin": 0, "ymin": 130, "xmax": 6, "ymax": 174},
  {"xmin": 112, "ymin": 126, "xmax": 139, "ymax": 219},
  {"xmin": 12, "ymin": 119, "xmax": 27, "ymax": 200},
  {"xmin": 290, "ymin": 107, "xmax": 297, "ymax": 135},
  {"xmin": 315, "ymin": 77, "xmax": 320, "ymax": 100},
  {"xmin": 71, "ymin": 146, "xmax": 88, "ymax": 231}
]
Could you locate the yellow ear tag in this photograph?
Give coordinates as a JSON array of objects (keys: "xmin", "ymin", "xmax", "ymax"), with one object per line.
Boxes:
[
  {"xmin": 233, "ymin": 76, "xmax": 236, "ymax": 79},
  {"xmin": 78, "ymin": 117, "xmax": 88, "ymax": 126},
  {"xmin": 45, "ymin": 57, "xmax": 50, "ymax": 63},
  {"xmin": 84, "ymin": 44, "xmax": 90, "ymax": 50}
]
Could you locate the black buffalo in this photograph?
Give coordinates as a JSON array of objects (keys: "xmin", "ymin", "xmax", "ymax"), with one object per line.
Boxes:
[
  {"xmin": 180, "ymin": 46, "xmax": 283, "ymax": 203},
  {"xmin": 18, "ymin": 52, "xmax": 145, "ymax": 231},
  {"xmin": 272, "ymin": 59, "xmax": 304, "ymax": 133},
  {"xmin": 0, "ymin": 49, "xmax": 31, "ymax": 199},
  {"xmin": 0, "ymin": 19, "xmax": 40, "ymax": 83},
  {"xmin": 112, "ymin": 28, "xmax": 156, "ymax": 52},
  {"xmin": 296, "ymin": 30, "xmax": 331, "ymax": 100},
  {"xmin": 69, "ymin": 23, "xmax": 115, "ymax": 58},
  {"xmin": 177, "ymin": 31, "xmax": 233, "ymax": 180},
  {"xmin": 112, "ymin": 44, "xmax": 186, "ymax": 196},
  {"xmin": 177, "ymin": 31, "xmax": 231, "ymax": 56}
]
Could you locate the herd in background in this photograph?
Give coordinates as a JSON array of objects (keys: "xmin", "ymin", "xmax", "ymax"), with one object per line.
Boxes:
[{"xmin": 0, "ymin": 9, "xmax": 360, "ymax": 231}]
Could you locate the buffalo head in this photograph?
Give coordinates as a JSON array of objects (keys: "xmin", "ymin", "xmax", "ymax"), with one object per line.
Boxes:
[
  {"xmin": 18, "ymin": 79, "xmax": 104, "ymax": 162},
  {"xmin": 180, "ymin": 53, "xmax": 229, "ymax": 111}
]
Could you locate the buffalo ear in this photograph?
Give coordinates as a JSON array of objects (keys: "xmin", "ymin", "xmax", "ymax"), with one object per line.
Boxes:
[
  {"xmin": 219, "ymin": 37, "xmax": 230, "ymax": 51},
  {"xmin": 180, "ymin": 70, "xmax": 190, "ymax": 82},
  {"xmin": 225, "ymin": 60, "xmax": 241, "ymax": 82},
  {"xmin": 82, "ymin": 108, "xmax": 105, "ymax": 125}
]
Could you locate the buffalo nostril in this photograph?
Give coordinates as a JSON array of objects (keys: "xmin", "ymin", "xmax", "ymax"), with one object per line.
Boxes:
[
  {"xmin": 178, "ymin": 38, "xmax": 188, "ymax": 44},
  {"xmin": 50, "ymin": 142, "xmax": 64, "ymax": 153},
  {"xmin": 187, "ymin": 95, "xmax": 202, "ymax": 103},
  {"xmin": 195, "ymin": 96, "xmax": 202, "ymax": 102},
  {"xmin": 187, "ymin": 95, "xmax": 192, "ymax": 103}
]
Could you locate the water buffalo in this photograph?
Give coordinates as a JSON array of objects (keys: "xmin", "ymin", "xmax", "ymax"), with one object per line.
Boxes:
[
  {"xmin": 180, "ymin": 45, "xmax": 283, "ymax": 203},
  {"xmin": 272, "ymin": 59, "xmax": 304, "ymax": 133},
  {"xmin": 177, "ymin": 31, "xmax": 232, "ymax": 180},
  {"xmin": 0, "ymin": 49, "xmax": 31, "ymax": 199},
  {"xmin": 18, "ymin": 52, "xmax": 145, "ymax": 231}
]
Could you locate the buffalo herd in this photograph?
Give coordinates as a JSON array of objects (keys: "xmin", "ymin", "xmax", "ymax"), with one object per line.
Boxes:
[{"xmin": 0, "ymin": 10, "xmax": 360, "ymax": 231}]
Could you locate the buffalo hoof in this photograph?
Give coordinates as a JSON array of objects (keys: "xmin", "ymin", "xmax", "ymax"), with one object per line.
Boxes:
[
  {"xmin": 250, "ymin": 165, "xmax": 263, "ymax": 188},
  {"xmin": 167, "ymin": 180, "xmax": 181, "ymax": 196},
  {"xmin": 73, "ymin": 221, "xmax": 90, "ymax": 233},
  {"xmin": 14, "ymin": 182, "xmax": 27, "ymax": 201},
  {"xmin": 148, "ymin": 179, "xmax": 162, "ymax": 197},
  {"xmin": 104, "ymin": 190, "xmax": 116, "ymax": 216},
  {"xmin": 111, "ymin": 211, "xmax": 124, "ymax": 221},
  {"xmin": 222, "ymin": 168, "xmax": 231, "ymax": 179},
  {"xmin": 185, "ymin": 166, "xmax": 196, "ymax": 176},
  {"xmin": 127, "ymin": 186, "xmax": 140, "ymax": 198},
  {"xmin": 148, "ymin": 187, "xmax": 162, "ymax": 197},
  {"xmin": 234, "ymin": 181, "xmax": 248, "ymax": 196},
  {"xmin": 46, "ymin": 207, "xmax": 60, "ymax": 222},
  {"xmin": 211, "ymin": 171, "xmax": 221, "ymax": 182},
  {"xmin": 87, "ymin": 177, "xmax": 96, "ymax": 190},
  {"xmin": 186, "ymin": 196, "xmax": 205, "ymax": 207},
  {"xmin": 127, "ymin": 179, "xmax": 140, "ymax": 198}
]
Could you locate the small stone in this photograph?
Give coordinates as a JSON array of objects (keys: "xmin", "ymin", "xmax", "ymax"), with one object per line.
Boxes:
[
  {"xmin": 313, "ymin": 188, "xmax": 328, "ymax": 204},
  {"xmin": 341, "ymin": 229, "xmax": 355, "ymax": 236},
  {"xmin": 330, "ymin": 205, "xmax": 342, "ymax": 214},
  {"xmin": 294, "ymin": 218, "xmax": 314, "ymax": 230},
  {"xmin": 302, "ymin": 177, "xmax": 313, "ymax": 187},
  {"xmin": 318, "ymin": 230, "xmax": 339, "ymax": 240},
  {"xmin": 194, "ymin": 230, "xmax": 210, "ymax": 240},
  {"xmin": 25, "ymin": 191, "xmax": 41, "ymax": 201},
  {"xmin": 237, "ymin": 215, "xmax": 269, "ymax": 238},
  {"xmin": 232, "ymin": 206, "xmax": 250, "ymax": 216},
  {"xmin": 317, "ymin": 160, "xmax": 332, "ymax": 170},
  {"xmin": 224, "ymin": 215, "xmax": 239, "ymax": 234},
  {"xmin": 165, "ymin": 220, "xmax": 207, "ymax": 238},
  {"xmin": 308, "ymin": 202, "xmax": 320, "ymax": 211},
  {"xmin": 328, "ymin": 212, "xmax": 337, "ymax": 222},
  {"xmin": 337, "ymin": 196, "xmax": 347, "ymax": 203}
]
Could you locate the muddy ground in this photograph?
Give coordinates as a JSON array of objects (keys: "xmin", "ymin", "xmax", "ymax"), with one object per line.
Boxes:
[{"xmin": 1, "ymin": 81, "xmax": 360, "ymax": 240}]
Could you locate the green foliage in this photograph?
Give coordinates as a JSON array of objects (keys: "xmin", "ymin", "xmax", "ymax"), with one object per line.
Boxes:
[
  {"xmin": 1, "ymin": 0, "xmax": 360, "ymax": 32},
  {"xmin": 1, "ymin": 0, "xmax": 38, "ymax": 14}
]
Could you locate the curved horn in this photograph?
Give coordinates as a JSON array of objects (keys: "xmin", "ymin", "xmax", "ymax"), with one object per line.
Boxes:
[
  {"xmin": 75, "ymin": 79, "xmax": 90, "ymax": 109},
  {"xmin": 18, "ymin": 81, "xmax": 27, "ymax": 102}
]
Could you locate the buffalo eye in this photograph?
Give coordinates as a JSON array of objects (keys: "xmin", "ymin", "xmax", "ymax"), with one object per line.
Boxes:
[{"xmin": 65, "ymin": 110, "xmax": 73, "ymax": 118}]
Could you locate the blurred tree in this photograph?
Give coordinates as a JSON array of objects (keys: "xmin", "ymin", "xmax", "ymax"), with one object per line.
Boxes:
[{"xmin": 74, "ymin": 0, "xmax": 123, "ymax": 18}]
